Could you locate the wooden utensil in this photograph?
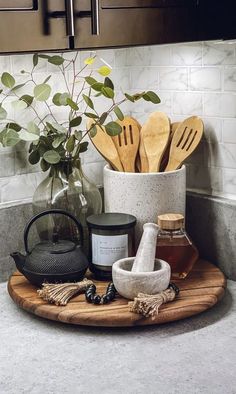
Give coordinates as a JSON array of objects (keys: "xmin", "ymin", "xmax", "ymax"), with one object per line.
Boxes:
[
  {"xmin": 165, "ymin": 116, "xmax": 204, "ymax": 172},
  {"xmin": 87, "ymin": 120, "xmax": 124, "ymax": 172},
  {"xmin": 160, "ymin": 122, "xmax": 180, "ymax": 171},
  {"xmin": 112, "ymin": 117, "xmax": 140, "ymax": 172},
  {"xmin": 142, "ymin": 112, "xmax": 170, "ymax": 172},
  {"xmin": 138, "ymin": 127, "xmax": 149, "ymax": 172}
]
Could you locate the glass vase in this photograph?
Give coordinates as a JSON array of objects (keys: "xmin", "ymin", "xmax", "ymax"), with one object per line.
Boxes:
[{"xmin": 32, "ymin": 158, "xmax": 102, "ymax": 255}]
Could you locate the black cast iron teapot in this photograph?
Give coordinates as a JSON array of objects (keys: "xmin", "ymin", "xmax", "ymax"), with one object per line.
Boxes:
[{"xmin": 11, "ymin": 209, "xmax": 89, "ymax": 287}]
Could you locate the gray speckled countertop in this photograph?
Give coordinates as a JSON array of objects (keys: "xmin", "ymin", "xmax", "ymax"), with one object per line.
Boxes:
[{"xmin": 0, "ymin": 280, "xmax": 236, "ymax": 394}]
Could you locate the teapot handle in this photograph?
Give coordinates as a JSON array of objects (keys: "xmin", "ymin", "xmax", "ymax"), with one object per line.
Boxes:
[{"xmin": 24, "ymin": 209, "xmax": 83, "ymax": 254}]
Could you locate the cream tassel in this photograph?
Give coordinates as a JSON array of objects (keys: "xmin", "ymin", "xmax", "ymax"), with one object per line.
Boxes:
[
  {"xmin": 37, "ymin": 278, "xmax": 94, "ymax": 306},
  {"xmin": 129, "ymin": 283, "xmax": 179, "ymax": 319}
]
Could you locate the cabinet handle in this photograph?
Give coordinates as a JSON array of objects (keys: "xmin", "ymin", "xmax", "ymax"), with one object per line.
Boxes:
[
  {"xmin": 91, "ymin": 0, "xmax": 100, "ymax": 35},
  {"xmin": 65, "ymin": 0, "xmax": 75, "ymax": 37}
]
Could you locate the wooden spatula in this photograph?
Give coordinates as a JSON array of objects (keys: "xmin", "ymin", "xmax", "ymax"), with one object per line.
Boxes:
[
  {"xmin": 112, "ymin": 117, "xmax": 140, "ymax": 172},
  {"xmin": 87, "ymin": 120, "xmax": 124, "ymax": 172},
  {"xmin": 160, "ymin": 122, "xmax": 180, "ymax": 172},
  {"xmin": 165, "ymin": 116, "xmax": 204, "ymax": 172},
  {"xmin": 138, "ymin": 127, "xmax": 149, "ymax": 172},
  {"xmin": 142, "ymin": 112, "xmax": 170, "ymax": 173}
]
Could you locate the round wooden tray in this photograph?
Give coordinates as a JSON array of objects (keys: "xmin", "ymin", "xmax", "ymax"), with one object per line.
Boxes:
[{"xmin": 8, "ymin": 259, "xmax": 226, "ymax": 327}]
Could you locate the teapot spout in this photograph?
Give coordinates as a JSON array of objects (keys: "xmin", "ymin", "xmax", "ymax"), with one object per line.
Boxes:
[{"xmin": 10, "ymin": 252, "xmax": 26, "ymax": 274}]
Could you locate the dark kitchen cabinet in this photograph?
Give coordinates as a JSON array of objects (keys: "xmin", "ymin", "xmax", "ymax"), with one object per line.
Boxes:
[
  {"xmin": 0, "ymin": 1, "xmax": 235, "ymax": 54},
  {"xmin": 73, "ymin": 0, "xmax": 199, "ymax": 49},
  {"xmin": 0, "ymin": 1, "xmax": 68, "ymax": 53}
]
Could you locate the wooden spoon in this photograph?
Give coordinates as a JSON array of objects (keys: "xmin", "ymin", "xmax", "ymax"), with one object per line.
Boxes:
[
  {"xmin": 138, "ymin": 127, "xmax": 149, "ymax": 172},
  {"xmin": 87, "ymin": 120, "xmax": 123, "ymax": 172},
  {"xmin": 165, "ymin": 116, "xmax": 204, "ymax": 172},
  {"xmin": 142, "ymin": 112, "xmax": 170, "ymax": 172},
  {"xmin": 112, "ymin": 117, "xmax": 140, "ymax": 172}
]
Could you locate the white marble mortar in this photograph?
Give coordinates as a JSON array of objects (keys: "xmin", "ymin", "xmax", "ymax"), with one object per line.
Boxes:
[
  {"xmin": 112, "ymin": 257, "xmax": 171, "ymax": 300},
  {"xmin": 103, "ymin": 164, "xmax": 186, "ymax": 249}
]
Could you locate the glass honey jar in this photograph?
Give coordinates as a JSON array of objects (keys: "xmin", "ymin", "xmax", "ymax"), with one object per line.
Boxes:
[{"xmin": 156, "ymin": 213, "xmax": 199, "ymax": 279}]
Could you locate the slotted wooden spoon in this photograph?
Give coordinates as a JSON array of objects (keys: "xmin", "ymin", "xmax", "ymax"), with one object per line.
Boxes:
[
  {"xmin": 87, "ymin": 120, "xmax": 123, "ymax": 172},
  {"xmin": 165, "ymin": 116, "xmax": 204, "ymax": 172},
  {"xmin": 112, "ymin": 117, "xmax": 140, "ymax": 172},
  {"xmin": 160, "ymin": 122, "xmax": 180, "ymax": 171},
  {"xmin": 142, "ymin": 112, "xmax": 170, "ymax": 172}
]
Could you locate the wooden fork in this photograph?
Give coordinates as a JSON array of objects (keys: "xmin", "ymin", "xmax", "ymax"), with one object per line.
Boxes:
[
  {"xmin": 112, "ymin": 117, "xmax": 140, "ymax": 172},
  {"xmin": 165, "ymin": 116, "xmax": 204, "ymax": 172}
]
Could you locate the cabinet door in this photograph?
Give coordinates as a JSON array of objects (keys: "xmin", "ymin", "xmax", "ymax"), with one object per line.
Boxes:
[
  {"xmin": 197, "ymin": 0, "xmax": 236, "ymax": 41},
  {"xmin": 0, "ymin": 0, "xmax": 68, "ymax": 53},
  {"xmin": 73, "ymin": 0, "xmax": 198, "ymax": 50}
]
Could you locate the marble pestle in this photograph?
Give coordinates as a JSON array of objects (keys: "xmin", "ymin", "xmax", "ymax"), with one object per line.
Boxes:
[{"xmin": 131, "ymin": 223, "xmax": 159, "ymax": 272}]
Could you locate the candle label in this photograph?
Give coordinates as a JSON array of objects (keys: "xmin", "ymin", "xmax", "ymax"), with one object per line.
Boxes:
[{"xmin": 92, "ymin": 234, "xmax": 128, "ymax": 266}]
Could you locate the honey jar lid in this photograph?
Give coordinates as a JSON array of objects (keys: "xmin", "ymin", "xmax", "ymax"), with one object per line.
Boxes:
[{"xmin": 157, "ymin": 213, "xmax": 184, "ymax": 230}]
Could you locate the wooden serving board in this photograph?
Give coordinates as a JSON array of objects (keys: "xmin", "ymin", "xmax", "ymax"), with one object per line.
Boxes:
[{"xmin": 8, "ymin": 260, "xmax": 226, "ymax": 327}]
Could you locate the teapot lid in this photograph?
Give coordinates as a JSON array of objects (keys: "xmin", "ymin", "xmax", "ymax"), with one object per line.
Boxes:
[{"xmin": 34, "ymin": 240, "xmax": 76, "ymax": 254}]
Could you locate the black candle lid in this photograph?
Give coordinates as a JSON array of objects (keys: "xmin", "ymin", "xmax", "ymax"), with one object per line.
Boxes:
[{"xmin": 86, "ymin": 213, "xmax": 136, "ymax": 230}]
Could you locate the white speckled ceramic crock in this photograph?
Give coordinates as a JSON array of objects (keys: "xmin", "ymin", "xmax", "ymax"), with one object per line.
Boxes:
[{"xmin": 103, "ymin": 164, "xmax": 186, "ymax": 249}]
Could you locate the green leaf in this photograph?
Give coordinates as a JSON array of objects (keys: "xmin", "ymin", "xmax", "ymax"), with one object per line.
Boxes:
[
  {"xmin": 84, "ymin": 112, "xmax": 99, "ymax": 119},
  {"xmin": 52, "ymin": 135, "xmax": 66, "ymax": 149},
  {"xmin": 20, "ymin": 94, "xmax": 33, "ymax": 107},
  {"xmin": 124, "ymin": 93, "xmax": 135, "ymax": 103},
  {"xmin": 74, "ymin": 131, "xmax": 82, "ymax": 141},
  {"xmin": 52, "ymin": 93, "xmax": 62, "ymax": 106},
  {"xmin": 98, "ymin": 66, "xmax": 111, "ymax": 76},
  {"xmin": 114, "ymin": 106, "xmax": 124, "ymax": 121},
  {"xmin": 83, "ymin": 94, "xmax": 94, "ymax": 110},
  {"xmin": 142, "ymin": 91, "xmax": 161, "ymax": 104},
  {"xmin": 27, "ymin": 121, "xmax": 40, "ymax": 135},
  {"xmin": 59, "ymin": 92, "xmax": 70, "ymax": 106},
  {"xmin": 1, "ymin": 72, "xmax": 15, "ymax": 88},
  {"xmin": 101, "ymin": 86, "xmax": 114, "ymax": 99},
  {"xmin": 34, "ymin": 83, "xmax": 51, "ymax": 101},
  {"xmin": 51, "ymin": 122, "xmax": 67, "ymax": 133},
  {"xmin": 33, "ymin": 54, "xmax": 39, "ymax": 67},
  {"xmin": 89, "ymin": 125, "xmax": 97, "ymax": 138},
  {"xmin": 91, "ymin": 82, "xmax": 103, "ymax": 92},
  {"xmin": 48, "ymin": 55, "xmax": 64, "ymax": 66},
  {"xmin": 6, "ymin": 122, "xmax": 21, "ymax": 132},
  {"xmin": 43, "ymin": 75, "xmax": 51, "ymax": 84},
  {"xmin": 40, "ymin": 158, "xmax": 50, "ymax": 172},
  {"xmin": 0, "ymin": 129, "xmax": 7, "ymax": 144},
  {"xmin": 0, "ymin": 106, "xmax": 7, "ymax": 120},
  {"xmin": 11, "ymin": 100, "xmax": 28, "ymax": 111},
  {"xmin": 84, "ymin": 57, "xmax": 95, "ymax": 65},
  {"xmin": 70, "ymin": 116, "xmax": 82, "ymax": 127},
  {"xmin": 78, "ymin": 141, "xmax": 89, "ymax": 153},
  {"xmin": 99, "ymin": 112, "xmax": 108, "ymax": 124},
  {"xmin": 43, "ymin": 150, "xmax": 61, "ymax": 164},
  {"xmin": 67, "ymin": 98, "xmax": 79, "ymax": 111},
  {"xmin": 38, "ymin": 54, "xmax": 50, "ymax": 60},
  {"xmin": 29, "ymin": 149, "xmax": 40, "ymax": 165},
  {"xmin": 19, "ymin": 130, "xmax": 39, "ymax": 141},
  {"xmin": 85, "ymin": 76, "xmax": 97, "ymax": 86},
  {"xmin": 46, "ymin": 122, "xmax": 57, "ymax": 133},
  {"xmin": 104, "ymin": 77, "xmax": 114, "ymax": 90},
  {"xmin": 3, "ymin": 129, "xmax": 20, "ymax": 146},
  {"xmin": 66, "ymin": 135, "xmax": 75, "ymax": 153},
  {"xmin": 11, "ymin": 83, "xmax": 25, "ymax": 92},
  {"xmin": 105, "ymin": 121, "xmax": 122, "ymax": 136},
  {"xmin": 95, "ymin": 92, "xmax": 102, "ymax": 97}
]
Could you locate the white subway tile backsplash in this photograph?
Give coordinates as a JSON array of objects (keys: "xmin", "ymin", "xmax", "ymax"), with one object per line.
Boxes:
[
  {"xmin": 222, "ymin": 119, "xmax": 236, "ymax": 143},
  {"xmin": 1, "ymin": 41, "xmax": 236, "ymax": 202},
  {"xmin": 224, "ymin": 67, "xmax": 236, "ymax": 92},
  {"xmin": 130, "ymin": 67, "xmax": 158, "ymax": 90},
  {"xmin": 203, "ymin": 42, "xmax": 236, "ymax": 65},
  {"xmin": 173, "ymin": 92, "xmax": 203, "ymax": 115},
  {"xmin": 190, "ymin": 67, "xmax": 221, "ymax": 91},
  {"xmin": 159, "ymin": 67, "xmax": 188, "ymax": 91},
  {"xmin": 172, "ymin": 43, "xmax": 202, "ymax": 66},
  {"xmin": 204, "ymin": 93, "xmax": 236, "ymax": 117}
]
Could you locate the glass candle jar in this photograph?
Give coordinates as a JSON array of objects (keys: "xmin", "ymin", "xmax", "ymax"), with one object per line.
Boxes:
[{"xmin": 87, "ymin": 213, "xmax": 136, "ymax": 280}]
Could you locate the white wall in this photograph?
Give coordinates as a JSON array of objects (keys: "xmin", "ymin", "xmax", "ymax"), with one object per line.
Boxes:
[{"xmin": 0, "ymin": 40, "xmax": 236, "ymax": 206}]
